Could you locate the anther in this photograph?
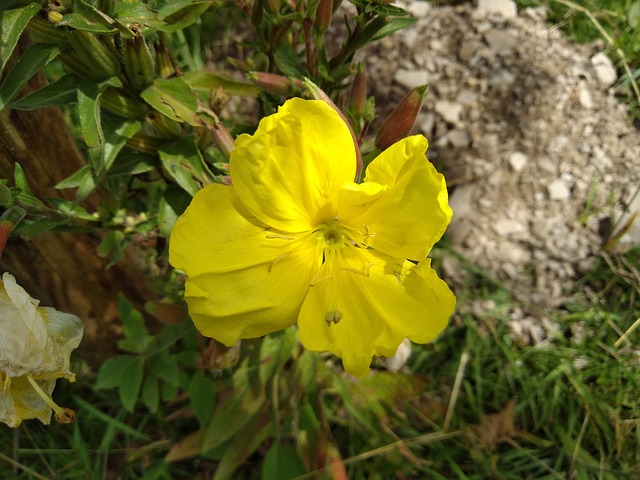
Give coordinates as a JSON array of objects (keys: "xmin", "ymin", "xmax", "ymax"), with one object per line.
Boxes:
[{"xmin": 325, "ymin": 310, "xmax": 342, "ymax": 326}]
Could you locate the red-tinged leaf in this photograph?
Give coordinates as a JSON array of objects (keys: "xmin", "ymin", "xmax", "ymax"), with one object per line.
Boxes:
[
  {"xmin": 165, "ymin": 429, "xmax": 205, "ymax": 462},
  {"xmin": 213, "ymin": 415, "xmax": 273, "ymax": 480}
]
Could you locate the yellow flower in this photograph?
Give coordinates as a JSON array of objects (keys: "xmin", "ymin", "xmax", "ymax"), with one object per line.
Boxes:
[
  {"xmin": 170, "ymin": 98, "xmax": 455, "ymax": 377},
  {"xmin": 0, "ymin": 273, "xmax": 83, "ymax": 427}
]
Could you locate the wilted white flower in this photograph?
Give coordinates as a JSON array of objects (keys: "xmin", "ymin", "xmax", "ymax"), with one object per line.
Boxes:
[{"xmin": 0, "ymin": 273, "xmax": 83, "ymax": 428}]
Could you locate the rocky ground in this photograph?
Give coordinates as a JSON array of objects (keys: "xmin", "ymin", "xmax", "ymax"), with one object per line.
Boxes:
[{"xmin": 362, "ymin": 0, "xmax": 640, "ymax": 332}]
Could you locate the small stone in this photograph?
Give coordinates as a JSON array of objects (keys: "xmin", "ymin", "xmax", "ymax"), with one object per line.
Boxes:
[
  {"xmin": 508, "ymin": 151, "xmax": 528, "ymax": 172},
  {"xmin": 484, "ymin": 29, "xmax": 518, "ymax": 53},
  {"xmin": 419, "ymin": 112, "xmax": 436, "ymax": 137},
  {"xmin": 493, "ymin": 218, "xmax": 526, "ymax": 236},
  {"xmin": 447, "ymin": 129, "xmax": 471, "ymax": 148},
  {"xmin": 476, "ymin": 0, "xmax": 517, "ymax": 19},
  {"xmin": 435, "ymin": 100, "xmax": 463, "ymax": 125},
  {"xmin": 405, "ymin": 1, "xmax": 430, "ymax": 17},
  {"xmin": 548, "ymin": 179, "xmax": 571, "ymax": 200},
  {"xmin": 488, "ymin": 69, "xmax": 515, "ymax": 88},
  {"xmin": 393, "ymin": 69, "xmax": 429, "ymax": 90},
  {"xmin": 590, "ymin": 52, "xmax": 617, "ymax": 87},
  {"xmin": 456, "ymin": 90, "xmax": 478, "ymax": 105},
  {"xmin": 577, "ymin": 81, "xmax": 593, "ymax": 109}
]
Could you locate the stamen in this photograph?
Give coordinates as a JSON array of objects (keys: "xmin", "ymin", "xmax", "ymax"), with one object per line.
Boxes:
[
  {"xmin": 268, "ymin": 251, "xmax": 292, "ymax": 272},
  {"xmin": 26, "ymin": 375, "xmax": 76, "ymax": 424},
  {"xmin": 265, "ymin": 233, "xmax": 296, "ymax": 240},
  {"xmin": 325, "ymin": 310, "xmax": 342, "ymax": 326},
  {"xmin": 340, "ymin": 259, "xmax": 373, "ymax": 277}
]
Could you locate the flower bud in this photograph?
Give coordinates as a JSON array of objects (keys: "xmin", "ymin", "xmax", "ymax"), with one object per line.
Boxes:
[
  {"xmin": 375, "ymin": 84, "xmax": 428, "ymax": 151},
  {"xmin": 68, "ymin": 29, "xmax": 121, "ymax": 79},
  {"xmin": 349, "ymin": 62, "xmax": 367, "ymax": 115},
  {"xmin": 124, "ymin": 23, "xmax": 156, "ymax": 90},
  {"xmin": 314, "ymin": 0, "xmax": 333, "ymax": 32},
  {"xmin": 247, "ymin": 71, "xmax": 304, "ymax": 95}
]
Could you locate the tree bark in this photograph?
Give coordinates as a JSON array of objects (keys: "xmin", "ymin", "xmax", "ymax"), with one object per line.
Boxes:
[{"xmin": 0, "ymin": 35, "xmax": 157, "ymax": 364}]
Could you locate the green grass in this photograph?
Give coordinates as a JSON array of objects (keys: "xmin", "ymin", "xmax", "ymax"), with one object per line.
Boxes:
[{"xmin": 2, "ymin": 246, "xmax": 638, "ymax": 479}]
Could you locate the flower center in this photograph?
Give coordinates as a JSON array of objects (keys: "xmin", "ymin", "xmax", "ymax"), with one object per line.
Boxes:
[{"xmin": 320, "ymin": 221, "xmax": 348, "ymax": 251}]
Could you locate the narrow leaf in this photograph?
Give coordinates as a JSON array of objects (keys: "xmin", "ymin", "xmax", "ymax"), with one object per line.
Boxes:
[
  {"xmin": 189, "ymin": 371, "xmax": 215, "ymax": 427},
  {"xmin": 158, "ymin": 141, "xmax": 210, "ymax": 196},
  {"xmin": 0, "ymin": 43, "xmax": 61, "ymax": 110},
  {"xmin": 183, "ymin": 70, "xmax": 260, "ymax": 98},
  {"xmin": 0, "ymin": 3, "xmax": 41, "ymax": 73},
  {"xmin": 95, "ymin": 116, "xmax": 142, "ymax": 177},
  {"xmin": 261, "ymin": 442, "xmax": 307, "ymax": 480},
  {"xmin": 157, "ymin": 1, "xmax": 211, "ymax": 32},
  {"xmin": 9, "ymin": 73, "xmax": 81, "ymax": 110},
  {"xmin": 77, "ymin": 76, "xmax": 122, "ymax": 148},
  {"xmin": 119, "ymin": 357, "xmax": 145, "ymax": 412}
]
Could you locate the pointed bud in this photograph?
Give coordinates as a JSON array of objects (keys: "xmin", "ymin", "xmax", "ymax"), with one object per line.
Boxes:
[
  {"xmin": 248, "ymin": 71, "xmax": 304, "ymax": 95},
  {"xmin": 68, "ymin": 30, "xmax": 121, "ymax": 79},
  {"xmin": 375, "ymin": 84, "xmax": 428, "ymax": 151},
  {"xmin": 155, "ymin": 41, "xmax": 176, "ymax": 79},
  {"xmin": 349, "ymin": 63, "xmax": 367, "ymax": 115},
  {"xmin": 315, "ymin": 0, "xmax": 333, "ymax": 32},
  {"xmin": 124, "ymin": 23, "xmax": 156, "ymax": 90}
]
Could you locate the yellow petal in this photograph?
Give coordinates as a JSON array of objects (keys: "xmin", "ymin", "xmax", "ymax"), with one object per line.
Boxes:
[
  {"xmin": 231, "ymin": 98, "xmax": 357, "ymax": 232},
  {"xmin": 297, "ymin": 248, "xmax": 455, "ymax": 377},
  {"xmin": 0, "ymin": 375, "xmax": 56, "ymax": 428},
  {"xmin": 170, "ymin": 183, "xmax": 297, "ymax": 276},
  {"xmin": 170, "ymin": 182, "xmax": 322, "ymax": 345},
  {"xmin": 185, "ymin": 236, "xmax": 319, "ymax": 346},
  {"xmin": 0, "ymin": 273, "xmax": 83, "ymax": 379},
  {"xmin": 339, "ymin": 135, "xmax": 452, "ymax": 261}
]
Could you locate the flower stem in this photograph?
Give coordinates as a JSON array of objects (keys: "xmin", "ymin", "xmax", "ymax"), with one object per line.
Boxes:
[{"xmin": 25, "ymin": 375, "xmax": 75, "ymax": 424}]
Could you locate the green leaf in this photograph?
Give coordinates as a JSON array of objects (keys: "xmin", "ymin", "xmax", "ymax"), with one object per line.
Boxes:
[
  {"xmin": 274, "ymin": 44, "xmax": 303, "ymax": 77},
  {"xmin": 157, "ymin": 0, "xmax": 211, "ymax": 33},
  {"xmin": 371, "ymin": 16, "xmax": 417, "ymax": 41},
  {"xmin": 183, "ymin": 71, "xmax": 260, "ymax": 98},
  {"xmin": 78, "ymin": 76, "xmax": 122, "ymax": 148},
  {"xmin": 117, "ymin": 294, "xmax": 154, "ymax": 354},
  {"xmin": 94, "ymin": 116, "xmax": 143, "ymax": 178},
  {"xmin": 202, "ymin": 360, "xmax": 267, "ymax": 452},
  {"xmin": 142, "ymin": 375, "xmax": 160, "ymax": 413},
  {"xmin": 9, "ymin": 73, "xmax": 81, "ymax": 110},
  {"xmin": 259, "ymin": 327, "xmax": 298, "ymax": 384},
  {"xmin": 261, "ymin": 442, "xmax": 307, "ymax": 480},
  {"xmin": 213, "ymin": 417, "xmax": 273, "ymax": 480},
  {"xmin": 158, "ymin": 141, "xmax": 211, "ymax": 197},
  {"xmin": 114, "ymin": 3, "xmax": 164, "ymax": 31},
  {"xmin": 56, "ymin": 0, "xmax": 118, "ymax": 33},
  {"xmin": 0, "ymin": 184, "xmax": 12, "ymax": 206},
  {"xmin": 47, "ymin": 197, "xmax": 94, "ymax": 221},
  {"xmin": 148, "ymin": 352, "xmax": 181, "ymax": 386},
  {"xmin": 13, "ymin": 162, "xmax": 32, "ymax": 195},
  {"xmin": 55, "ymin": 164, "xmax": 92, "ymax": 189},
  {"xmin": 158, "ymin": 185, "xmax": 191, "ymax": 237},
  {"xmin": 107, "ymin": 151, "xmax": 156, "ymax": 177},
  {"xmin": 141, "ymin": 78, "xmax": 202, "ymax": 126},
  {"xmin": 0, "ymin": 3, "xmax": 41, "ymax": 74},
  {"xmin": 96, "ymin": 355, "xmax": 138, "ymax": 390},
  {"xmin": 189, "ymin": 371, "xmax": 215, "ymax": 427},
  {"xmin": 16, "ymin": 217, "xmax": 61, "ymax": 239},
  {"xmin": 96, "ymin": 230, "xmax": 125, "ymax": 261},
  {"xmin": 119, "ymin": 357, "xmax": 145, "ymax": 412},
  {"xmin": 0, "ymin": 43, "xmax": 61, "ymax": 110}
]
